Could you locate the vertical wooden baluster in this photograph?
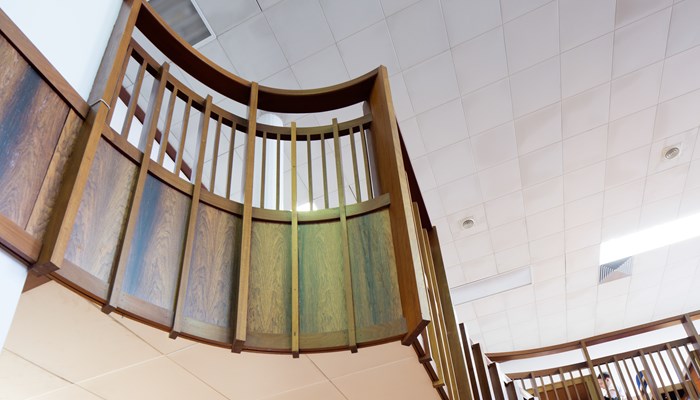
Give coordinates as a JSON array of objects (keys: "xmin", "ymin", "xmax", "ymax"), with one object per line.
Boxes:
[
  {"xmin": 540, "ymin": 376, "xmax": 551, "ymax": 400},
  {"xmin": 33, "ymin": 0, "xmax": 142, "ymax": 275},
  {"xmin": 612, "ymin": 357, "xmax": 634, "ymax": 400},
  {"xmin": 102, "ymin": 62, "xmax": 170, "ymax": 313},
  {"xmin": 332, "ymin": 118, "xmax": 358, "ymax": 353},
  {"xmin": 620, "ymin": 357, "xmax": 643, "ymax": 400},
  {"xmin": 174, "ymin": 97, "xmax": 192, "ymax": 176},
  {"xmin": 460, "ymin": 324, "xmax": 483, "ymax": 399},
  {"xmin": 105, "ymin": 44, "xmax": 133, "ymax": 125},
  {"xmin": 473, "ymin": 342, "xmax": 495, "ymax": 400},
  {"xmin": 530, "ymin": 374, "xmax": 541, "ymax": 400},
  {"xmin": 677, "ymin": 345, "xmax": 700, "ymax": 399},
  {"xmin": 209, "ymin": 115, "xmax": 223, "ymax": 191},
  {"xmin": 306, "ymin": 134, "xmax": 313, "ymax": 210},
  {"xmin": 582, "ymin": 342, "xmax": 606, "ymax": 400},
  {"xmin": 558, "ymin": 369, "xmax": 572, "ymax": 400},
  {"xmin": 120, "ymin": 60, "xmax": 147, "ymax": 139},
  {"xmin": 639, "ymin": 349, "xmax": 663, "ymax": 399},
  {"xmin": 260, "ymin": 131, "xmax": 267, "ymax": 208},
  {"xmin": 601, "ymin": 362, "xmax": 624, "ymax": 400},
  {"xmin": 321, "ymin": 133, "xmax": 329, "ymax": 208},
  {"xmin": 157, "ymin": 87, "xmax": 178, "ymax": 165},
  {"xmin": 649, "ymin": 350, "xmax": 674, "ymax": 400},
  {"xmin": 291, "ymin": 123, "xmax": 299, "ymax": 358},
  {"xmin": 349, "ymin": 127, "xmax": 361, "ymax": 202},
  {"xmin": 359, "ymin": 125, "xmax": 373, "ymax": 199},
  {"xmin": 489, "ymin": 363, "xmax": 507, "ymax": 400},
  {"xmin": 226, "ymin": 123, "xmax": 236, "ymax": 200},
  {"xmin": 276, "ymin": 133, "xmax": 281, "ymax": 210},
  {"xmin": 233, "ymin": 82, "xmax": 259, "ymax": 353},
  {"xmin": 684, "ymin": 343, "xmax": 700, "ymax": 379},
  {"xmin": 571, "ymin": 370, "xmax": 582, "ymax": 400},
  {"xmin": 667, "ymin": 344, "xmax": 698, "ymax": 400},
  {"xmin": 549, "ymin": 374, "xmax": 561, "ymax": 400},
  {"xmin": 630, "ymin": 355, "xmax": 650, "ymax": 400},
  {"xmin": 171, "ymin": 95, "xmax": 213, "ymax": 338},
  {"xmin": 656, "ymin": 350, "xmax": 682, "ymax": 400}
]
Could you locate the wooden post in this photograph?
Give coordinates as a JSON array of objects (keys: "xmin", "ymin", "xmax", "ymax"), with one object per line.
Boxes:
[
  {"xmin": 291, "ymin": 122, "xmax": 299, "ymax": 358},
  {"xmin": 233, "ymin": 82, "xmax": 259, "ymax": 353},
  {"xmin": 33, "ymin": 0, "xmax": 141, "ymax": 275},
  {"xmin": 473, "ymin": 342, "xmax": 495, "ymax": 400},
  {"xmin": 581, "ymin": 341, "xmax": 606, "ymax": 400},
  {"xmin": 367, "ymin": 66, "xmax": 429, "ymax": 344}
]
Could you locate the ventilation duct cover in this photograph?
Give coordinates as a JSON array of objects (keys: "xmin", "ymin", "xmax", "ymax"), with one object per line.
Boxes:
[
  {"xmin": 599, "ymin": 257, "xmax": 632, "ymax": 284},
  {"xmin": 150, "ymin": 0, "xmax": 212, "ymax": 46}
]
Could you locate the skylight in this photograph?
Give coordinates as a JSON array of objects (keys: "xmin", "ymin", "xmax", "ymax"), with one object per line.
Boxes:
[{"xmin": 599, "ymin": 211, "xmax": 700, "ymax": 264}]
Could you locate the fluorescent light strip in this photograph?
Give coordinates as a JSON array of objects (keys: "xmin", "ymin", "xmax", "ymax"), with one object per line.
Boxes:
[
  {"xmin": 599, "ymin": 211, "xmax": 700, "ymax": 264},
  {"xmin": 451, "ymin": 266, "xmax": 532, "ymax": 305}
]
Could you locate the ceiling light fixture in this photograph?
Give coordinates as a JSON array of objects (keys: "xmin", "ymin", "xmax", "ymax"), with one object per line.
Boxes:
[
  {"xmin": 599, "ymin": 211, "xmax": 700, "ymax": 264},
  {"xmin": 664, "ymin": 146, "xmax": 681, "ymax": 160},
  {"xmin": 451, "ymin": 266, "xmax": 532, "ymax": 305},
  {"xmin": 461, "ymin": 217, "xmax": 475, "ymax": 230}
]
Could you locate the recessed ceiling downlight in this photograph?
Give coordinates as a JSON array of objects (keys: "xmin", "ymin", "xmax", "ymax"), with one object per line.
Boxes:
[
  {"xmin": 461, "ymin": 217, "xmax": 475, "ymax": 230},
  {"xmin": 664, "ymin": 146, "xmax": 681, "ymax": 160}
]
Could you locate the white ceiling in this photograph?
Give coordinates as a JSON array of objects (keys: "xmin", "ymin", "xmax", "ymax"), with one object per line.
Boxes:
[
  {"xmin": 0, "ymin": 282, "xmax": 439, "ymax": 400},
  {"xmin": 129, "ymin": 0, "xmax": 700, "ymax": 353}
]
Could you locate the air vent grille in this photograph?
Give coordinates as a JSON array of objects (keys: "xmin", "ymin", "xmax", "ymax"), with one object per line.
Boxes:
[
  {"xmin": 599, "ymin": 257, "xmax": 633, "ymax": 284},
  {"xmin": 150, "ymin": 0, "xmax": 213, "ymax": 46}
]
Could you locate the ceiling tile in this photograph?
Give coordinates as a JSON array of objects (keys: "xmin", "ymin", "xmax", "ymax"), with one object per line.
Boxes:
[
  {"xmin": 603, "ymin": 178, "xmax": 645, "ymax": 216},
  {"xmin": 643, "ymin": 163, "xmax": 689, "ymax": 203},
  {"xmin": 456, "ymin": 302, "xmax": 477, "ymax": 322},
  {"xmin": 564, "ymin": 192, "xmax": 604, "ymax": 228},
  {"xmin": 453, "ymin": 27, "xmax": 508, "ymax": 95},
  {"xmin": 535, "ymin": 276, "xmax": 566, "ymax": 302},
  {"xmin": 564, "ymin": 162, "xmax": 606, "ymax": 203},
  {"xmin": 474, "ymin": 293, "xmax": 507, "ymax": 317},
  {"xmin": 565, "ymin": 245, "xmax": 600, "ymax": 273},
  {"xmin": 531, "ymin": 255, "xmax": 565, "ymax": 282},
  {"xmin": 565, "ymin": 220, "xmax": 602, "ymax": 252},
  {"xmin": 379, "ymin": 0, "xmax": 421, "ymax": 16},
  {"xmin": 478, "ymin": 158, "xmax": 522, "ymax": 200},
  {"xmin": 110, "ymin": 314, "xmax": 196, "ymax": 355},
  {"xmin": 307, "ymin": 341, "xmax": 413, "ymax": 380},
  {"xmin": 503, "ymin": 2, "xmax": 558, "ymax": 73},
  {"xmin": 567, "ymin": 286, "xmax": 598, "ymax": 308},
  {"xmin": 514, "ymin": 103, "xmax": 562, "ymax": 156},
  {"xmin": 561, "ymin": 33, "xmax": 613, "ymax": 98},
  {"xmin": 386, "ymin": 0, "xmax": 449, "ymax": 69},
  {"xmin": 0, "ymin": 350, "xmax": 68, "ymax": 400},
  {"xmin": 442, "ymin": 0, "xmax": 502, "ymax": 46},
  {"xmin": 495, "ymin": 244, "xmax": 530, "ymax": 272},
  {"xmin": 529, "ymin": 232, "xmax": 566, "ymax": 262},
  {"xmin": 607, "ymin": 106, "xmax": 656, "ymax": 157},
  {"xmin": 510, "ymin": 56, "xmax": 561, "ymax": 118},
  {"xmin": 81, "ymin": 356, "xmax": 228, "ymax": 400},
  {"xmin": 438, "ymin": 174, "xmax": 483, "ymax": 214},
  {"xmin": 261, "ymin": 68, "xmax": 300, "ymax": 89},
  {"xmin": 519, "ymin": 142, "xmax": 563, "ymax": 187},
  {"xmin": 484, "ymin": 191, "xmax": 526, "ymax": 228},
  {"xmin": 604, "ymin": 146, "xmax": 650, "ymax": 189},
  {"xmin": 264, "ymin": 381, "xmax": 346, "ymax": 400},
  {"xmin": 508, "ymin": 303, "xmax": 538, "ymax": 324},
  {"xmin": 423, "ymin": 188, "xmax": 446, "ymax": 220},
  {"xmin": 446, "ymin": 204, "xmax": 488, "ymax": 240},
  {"xmin": 654, "ymin": 88, "xmax": 700, "ymax": 140},
  {"xmin": 218, "ymin": 13, "xmax": 289, "ymax": 82},
  {"xmin": 522, "ymin": 176, "xmax": 564, "ymax": 215},
  {"xmin": 660, "ymin": 45, "xmax": 700, "ymax": 102},
  {"xmin": 602, "ymin": 207, "xmax": 640, "ymax": 240},
  {"xmin": 490, "ymin": 219, "xmax": 528, "ymax": 252},
  {"xmin": 417, "ymin": 99, "xmax": 469, "ymax": 152},
  {"xmin": 566, "ymin": 265, "xmax": 599, "ymax": 291},
  {"xmin": 446, "ymin": 264, "xmax": 468, "ymax": 287},
  {"xmin": 685, "ymin": 159, "xmax": 700, "ymax": 191},
  {"xmin": 31, "ymin": 385, "xmax": 103, "ymax": 400},
  {"xmin": 320, "ymin": 0, "xmax": 384, "ymax": 41},
  {"xmin": 388, "ymin": 73, "xmax": 415, "ymax": 121},
  {"xmin": 428, "ymin": 138, "xmax": 475, "ymax": 186},
  {"xmin": 610, "ymin": 61, "xmax": 663, "ymax": 120},
  {"xmin": 455, "ymin": 231, "xmax": 493, "ymax": 263},
  {"xmin": 403, "ymin": 51, "xmax": 460, "ymax": 113},
  {"xmin": 264, "ymin": 0, "xmax": 335, "ymax": 64},
  {"xmin": 259, "ymin": 0, "xmax": 284, "ymax": 9},
  {"xmin": 471, "ymin": 122, "xmax": 518, "ymax": 171},
  {"xmin": 559, "ymin": 0, "xmax": 615, "ymax": 51},
  {"xmin": 399, "ymin": 117, "xmax": 425, "ymax": 158},
  {"xmin": 612, "ymin": 8, "xmax": 671, "ymax": 78},
  {"xmin": 499, "ymin": 0, "xmax": 550, "ymax": 22},
  {"xmin": 504, "ymin": 285, "xmax": 536, "ymax": 308},
  {"xmin": 666, "ymin": 0, "xmax": 700, "ymax": 56},
  {"xmin": 681, "ymin": 187, "xmax": 700, "ymax": 216},
  {"xmin": 526, "ymin": 206, "xmax": 564, "ymax": 240},
  {"xmin": 195, "ymin": 0, "xmax": 260, "ymax": 35},
  {"xmin": 337, "ymin": 21, "xmax": 400, "ymax": 78},
  {"xmin": 411, "ymin": 155, "xmax": 437, "ymax": 190},
  {"xmin": 616, "ymin": 0, "xmax": 673, "ymax": 28},
  {"xmin": 647, "ymin": 128, "xmax": 697, "ymax": 174},
  {"xmin": 563, "ymin": 126, "xmax": 608, "ymax": 173},
  {"xmin": 291, "ymin": 45, "xmax": 349, "ymax": 88},
  {"xmin": 562, "ymin": 84, "xmax": 610, "ymax": 139},
  {"xmin": 461, "ymin": 254, "xmax": 499, "ymax": 281},
  {"xmin": 462, "ymin": 78, "xmax": 513, "ymax": 135},
  {"xmin": 5, "ymin": 282, "xmax": 160, "ymax": 382},
  {"xmin": 441, "ymin": 241, "xmax": 461, "ymax": 267}
]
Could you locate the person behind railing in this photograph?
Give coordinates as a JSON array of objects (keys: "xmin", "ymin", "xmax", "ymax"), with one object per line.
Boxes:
[{"xmin": 598, "ymin": 372, "xmax": 627, "ymax": 400}]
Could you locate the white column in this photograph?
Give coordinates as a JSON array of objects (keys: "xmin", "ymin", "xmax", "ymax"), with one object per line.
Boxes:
[{"xmin": 0, "ymin": 248, "xmax": 27, "ymax": 351}]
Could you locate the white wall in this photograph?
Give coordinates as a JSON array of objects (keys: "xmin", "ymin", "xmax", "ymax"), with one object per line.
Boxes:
[
  {"xmin": 0, "ymin": 248, "xmax": 27, "ymax": 350},
  {"xmin": 0, "ymin": 0, "xmax": 122, "ymax": 99}
]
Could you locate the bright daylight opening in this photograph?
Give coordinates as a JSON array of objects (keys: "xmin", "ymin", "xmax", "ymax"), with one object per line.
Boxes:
[{"xmin": 599, "ymin": 211, "xmax": 700, "ymax": 264}]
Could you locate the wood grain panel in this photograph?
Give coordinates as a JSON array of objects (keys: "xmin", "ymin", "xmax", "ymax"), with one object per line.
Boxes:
[
  {"xmin": 298, "ymin": 221, "xmax": 347, "ymax": 348},
  {"xmin": 247, "ymin": 220, "xmax": 291, "ymax": 350},
  {"xmin": 26, "ymin": 110, "xmax": 83, "ymax": 238},
  {"xmin": 347, "ymin": 208, "xmax": 404, "ymax": 343},
  {"xmin": 0, "ymin": 35, "xmax": 69, "ymax": 228},
  {"xmin": 122, "ymin": 174, "xmax": 190, "ymax": 311},
  {"xmin": 65, "ymin": 139, "xmax": 137, "ymax": 283},
  {"xmin": 183, "ymin": 203, "xmax": 241, "ymax": 329}
]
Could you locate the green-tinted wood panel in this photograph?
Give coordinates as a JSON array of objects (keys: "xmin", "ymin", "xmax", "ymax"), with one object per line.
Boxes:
[
  {"xmin": 183, "ymin": 203, "xmax": 242, "ymax": 339},
  {"xmin": 0, "ymin": 35, "xmax": 69, "ymax": 228},
  {"xmin": 123, "ymin": 174, "xmax": 190, "ymax": 312},
  {"xmin": 298, "ymin": 221, "xmax": 348, "ymax": 348},
  {"xmin": 65, "ymin": 138, "xmax": 137, "ymax": 283},
  {"xmin": 348, "ymin": 208, "xmax": 404, "ymax": 342},
  {"xmin": 247, "ymin": 220, "xmax": 291, "ymax": 350}
]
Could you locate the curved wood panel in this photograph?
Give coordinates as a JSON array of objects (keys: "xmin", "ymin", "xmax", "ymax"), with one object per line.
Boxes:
[{"xmin": 65, "ymin": 139, "xmax": 138, "ymax": 284}]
